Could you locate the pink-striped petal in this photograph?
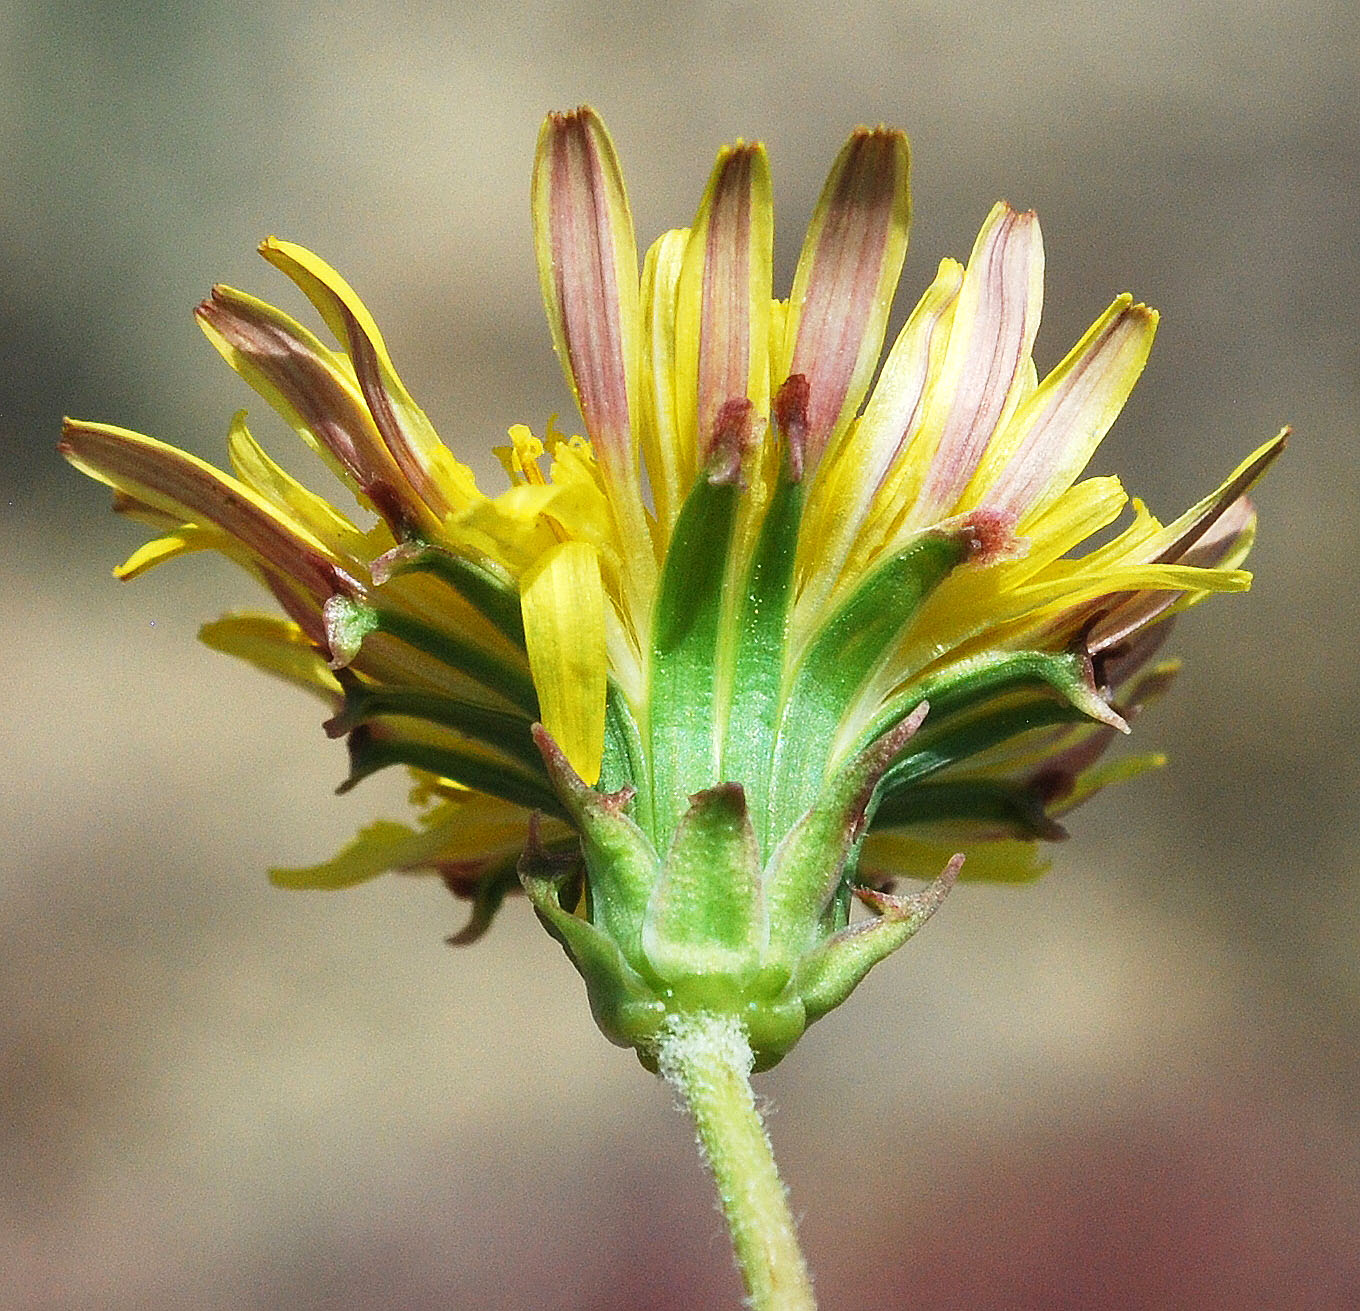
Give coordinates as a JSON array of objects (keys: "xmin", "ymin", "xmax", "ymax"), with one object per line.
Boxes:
[
  {"xmin": 1087, "ymin": 497, "xmax": 1259, "ymax": 657},
  {"xmin": 781, "ymin": 127, "xmax": 911, "ymax": 470},
  {"xmin": 1150, "ymin": 430, "xmax": 1285, "ymax": 565},
  {"xmin": 847, "ymin": 258, "xmax": 965, "ymax": 501},
  {"xmin": 809, "ymin": 257, "xmax": 964, "ymax": 569},
  {"xmin": 521, "ymin": 540, "xmax": 608, "ymax": 785},
  {"xmin": 909, "ymin": 203, "xmax": 1044, "ymax": 525},
  {"xmin": 976, "ymin": 295, "xmax": 1158, "ymax": 523},
  {"xmin": 60, "ymin": 419, "xmax": 360, "ymax": 602},
  {"xmin": 675, "ymin": 142, "xmax": 773, "ymax": 462},
  {"xmin": 196, "ymin": 285, "xmax": 425, "ymax": 533},
  {"xmin": 532, "ymin": 107, "xmax": 640, "ymax": 478},
  {"xmin": 1084, "ymin": 431, "xmax": 1285, "ymax": 655}
]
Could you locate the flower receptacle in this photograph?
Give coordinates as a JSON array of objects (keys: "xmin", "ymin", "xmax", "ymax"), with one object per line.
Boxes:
[{"xmin": 527, "ymin": 724, "xmax": 958, "ymax": 1069}]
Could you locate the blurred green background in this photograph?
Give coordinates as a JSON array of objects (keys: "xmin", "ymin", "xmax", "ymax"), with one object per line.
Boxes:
[{"xmin": 3, "ymin": 2, "xmax": 1357, "ymax": 1306}]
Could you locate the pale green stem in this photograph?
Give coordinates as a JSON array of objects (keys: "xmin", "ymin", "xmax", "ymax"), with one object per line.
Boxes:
[{"xmin": 656, "ymin": 1013, "xmax": 817, "ymax": 1311}]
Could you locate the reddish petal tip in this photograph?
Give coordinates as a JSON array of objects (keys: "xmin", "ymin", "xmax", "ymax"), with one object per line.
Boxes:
[
  {"xmin": 773, "ymin": 373, "xmax": 811, "ymax": 481},
  {"xmin": 954, "ymin": 509, "xmax": 1024, "ymax": 565},
  {"xmin": 704, "ymin": 397, "xmax": 755, "ymax": 485}
]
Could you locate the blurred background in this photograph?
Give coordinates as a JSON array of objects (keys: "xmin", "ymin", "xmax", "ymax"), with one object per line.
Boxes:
[{"xmin": 3, "ymin": 1, "xmax": 1357, "ymax": 1306}]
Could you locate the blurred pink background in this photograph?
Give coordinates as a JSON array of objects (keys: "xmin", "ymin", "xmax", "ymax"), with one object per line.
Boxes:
[{"xmin": 3, "ymin": 2, "xmax": 1357, "ymax": 1306}]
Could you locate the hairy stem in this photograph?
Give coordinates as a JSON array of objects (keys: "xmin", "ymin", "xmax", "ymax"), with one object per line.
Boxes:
[{"xmin": 656, "ymin": 1013, "xmax": 817, "ymax": 1310}]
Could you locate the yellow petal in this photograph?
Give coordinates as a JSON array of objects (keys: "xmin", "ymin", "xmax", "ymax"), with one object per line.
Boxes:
[
  {"xmin": 1049, "ymin": 751, "xmax": 1166, "ymax": 815},
  {"xmin": 114, "ymin": 524, "xmax": 232, "ymax": 579},
  {"xmin": 861, "ymin": 830, "xmax": 1049, "ymax": 883},
  {"xmin": 801, "ymin": 257, "xmax": 964, "ymax": 614},
  {"xmin": 520, "ymin": 539, "xmax": 607, "ymax": 785},
  {"xmin": 225, "ymin": 411, "xmax": 370, "ymax": 558},
  {"xmin": 639, "ymin": 228, "xmax": 689, "ymax": 538},
  {"xmin": 451, "ymin": 480, "xmax": 583, "ymax": 575},
  {"xmin": 269, "ymin": 792, "xmax": 531, "ymax": 890},
  {"xmin": 271, "ymin": 819, "xmax": 442, "ymax": 890},
  {"xmin": 1014, "ymin": 475, "xmax": 1131, "ymax": 574},
  {"xmin": 199, "ymin": 612, "xmax": 342, "ymax": 699},
  {"xmin": 1005, "ymin": 560, "xmax": 1252, "ymax": 623},
  {"xmin": 60, "ymin": 418, "xmax": 358, "ymax": 602}
]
